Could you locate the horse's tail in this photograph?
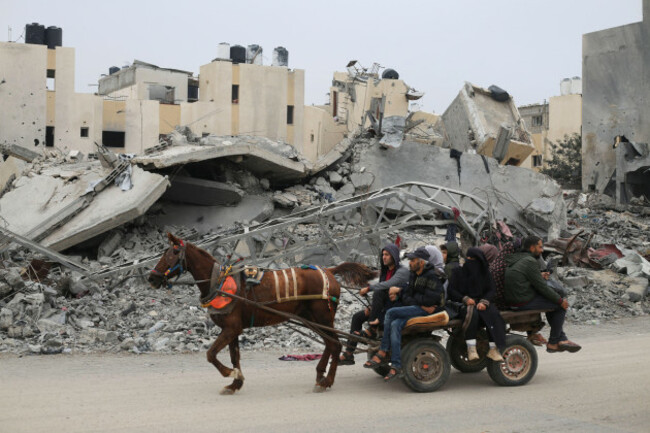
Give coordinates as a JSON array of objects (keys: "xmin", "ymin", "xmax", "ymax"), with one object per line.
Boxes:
[{"xmin": 326, "ymin": 262, "xmax": 378, "ymax": 287}]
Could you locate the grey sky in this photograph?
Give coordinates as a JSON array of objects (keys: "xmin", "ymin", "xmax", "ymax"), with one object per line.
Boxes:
[{"xmin": 2, "ymin": 0, "xmax": 643, "ymax": 113}]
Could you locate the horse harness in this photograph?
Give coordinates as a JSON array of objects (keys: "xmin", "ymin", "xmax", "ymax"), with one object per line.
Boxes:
[
  {"xmin": 151, "ymin": 240, "xmax": 187, "ymax": 289},
  {"xmin": 200, "ymin": 264, "xmax": 338, "ymax": 317}
]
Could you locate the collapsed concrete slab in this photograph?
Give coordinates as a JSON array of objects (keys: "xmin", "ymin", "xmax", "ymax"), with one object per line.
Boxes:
[
  {"xmin": 150, "ymin": 195, "xmax": 274, "ymax": 234},
  {"xmin": 0, "ymin": 161, "xmax": 169, "ymax": 251},
  {"xmin": 353, "ymin": 140, "xmax": 566, "ymax": 239},
  {"xmin": 442, "ymin": 82, "xmax": 535, "ymax": 166},
  {"xmin": 134, "ymin": 133, "xmax": 310, "ymax": 182},
  {"xmin": 162, "ymin": 176, "xmax": 244, "ymax": 206}
]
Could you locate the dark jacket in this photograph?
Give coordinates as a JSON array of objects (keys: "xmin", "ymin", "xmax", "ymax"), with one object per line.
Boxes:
[
  {"xmin": 504, "ymin": 252, "xmax": 562, "ymax": 306},
  {"xmin": 401, "ymin": 262, "xmax": 446, "ymax": 308},
  {"xmin": 444, "ymin": 241, "xmax": 461, "ymax": 279},
  {"xmin": 370, "ymin": 244, "xmax": 409, "ymax": 292},
  {"xmin": 448, "ymin": 249, "xmax": 497, "ymax": 305}
]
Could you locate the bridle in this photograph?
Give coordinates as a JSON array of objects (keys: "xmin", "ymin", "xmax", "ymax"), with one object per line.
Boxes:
[{"xmin": 151, "ymin": 240, "xmax": 187, "ymax": 289}]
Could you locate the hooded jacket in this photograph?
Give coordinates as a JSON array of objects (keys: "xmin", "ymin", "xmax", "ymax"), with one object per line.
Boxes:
[
  {"xmin": 401, "ymin": 262, "xmax": 446, "ymax": 307},
  {"xmin": 425, "ymin": 245, "xmax": 446, "ymax": 275},
  {"xmin": 369, "ymin": 244, "xmax": 410, "ymax": 292},
  {"xmin": 444, "ymin": 241, "xmax": 461, "ymax": 279},
  {"xmin": 504, "ymin": 251, "xmax": 562, "ymax": 306}
]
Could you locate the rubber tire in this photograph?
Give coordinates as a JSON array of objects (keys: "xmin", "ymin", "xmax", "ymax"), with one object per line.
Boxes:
[
  {"xmin": 401, "ymin": 338, "xmax": 451, "ymax": 393},
  {"xmin": 446, "ymin": 331, "xmax": 489, "ymax": 373},
  {"xmin": 487, "ymin": 335, "xmax": 538, "ymax": 387},
  {"xmin": 367, "ymin": 349, "xmax": 390, "ymax": 377}
]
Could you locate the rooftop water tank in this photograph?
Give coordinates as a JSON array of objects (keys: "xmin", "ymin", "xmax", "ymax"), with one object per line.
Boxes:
[
  {"xmin": 272, "ymin": 47, "xmax": 289, "ymax": 67},
  {"xmin": 25, "ymin": 23, "xmax": 45, "ymax": 45},
  {"xmin": 109, "ymin": 66, "xmax": 120, "ymax": 75},
  {"xmin": 570, "ymin": 76, "xmax": 582, "ymax": 95},
  {"xmin": 217, "ymin": 42, "xmax": 230, "ymax": 60},
  {"xmin": 230, "ymin": 45, "xmax": 246, "ymax": 64},
  {"xmin": 560, "ymin": 78, "xmax": 571, "ymax": 96},
  {"xmin": 382, "ymin": 69, "xmax": 399, "ymax": 79},
  {"xmin": 45, "ymin": 26, "xmax": 62, "ymax": 49},
  {"xmin": 247, "ymin": 44, "xmax": 263, "ymax": 65}
]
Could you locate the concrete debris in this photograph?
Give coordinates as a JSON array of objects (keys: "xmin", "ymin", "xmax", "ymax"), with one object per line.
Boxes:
[
  {"xmin": 441, "ymin": 82, "xmax": 535, "ymax": 166},
  {"xmin": 2, "ymin": 99, "xmax": 650, "ymax": 356}
]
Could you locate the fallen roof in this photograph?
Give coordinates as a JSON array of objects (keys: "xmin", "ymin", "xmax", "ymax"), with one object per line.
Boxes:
[
  {"xmin": 134, "ymin": 143, "xmax": 308, "ymax": 181},
  {"xmin": 0, "ymin": 161, "xmax": 169, "ymax": 251}
]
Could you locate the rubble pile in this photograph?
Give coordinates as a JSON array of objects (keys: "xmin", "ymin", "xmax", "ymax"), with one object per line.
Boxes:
[{"xmin": 1, "ymin": 134, "xmax": 649, "ymax": 356}]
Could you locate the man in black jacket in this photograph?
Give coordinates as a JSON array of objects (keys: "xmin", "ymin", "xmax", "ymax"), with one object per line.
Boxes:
[
  {"xmin": 363, "ymin": 247, "xmax": 446, "ymax": 381},
  {"xmin": 339, "ymin": 243, "xmax": 409, "ymax": 365}
]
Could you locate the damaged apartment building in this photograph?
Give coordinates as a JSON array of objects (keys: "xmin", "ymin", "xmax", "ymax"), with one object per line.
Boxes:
[
  {"xmin": 0, "ymin": 21, "xmax": 575, "ymax": 261},
  {"xmin": 582, "ymin": 0, "xmax": 650, "ymax": 204}
]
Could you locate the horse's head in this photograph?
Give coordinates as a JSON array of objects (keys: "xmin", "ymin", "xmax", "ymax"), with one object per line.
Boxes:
[{"xmin": 149, "ymin": 233, "xmax": 188, "ymax": 289}]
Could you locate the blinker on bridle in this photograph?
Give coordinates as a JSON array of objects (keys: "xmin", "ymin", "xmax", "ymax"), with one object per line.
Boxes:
[{"xmin": 151, "ymin": 240, "xmax": 187, "ymax": 289}]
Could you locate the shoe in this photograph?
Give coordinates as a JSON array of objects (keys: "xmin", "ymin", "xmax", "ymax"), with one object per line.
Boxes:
[
  {"xmin": 467, "ymin": 345, "xmax": 479, "ymax": 361},
  {"xmin": 383, "ymin": 366, "xmax": 403, "ymax": 382},
  {"xmin": 527, "ymin": 333, "xmax": 548, "ymax": 346},
  {"xmin": 558, "ymin": 340, "xmax": 581, "ymax": 353},
  {"xmin": 486, "ymin": 348, "xmax": 504, "ymax": 362},
  {"xmin": 339, "ymin": 351, "xmax": 355, "ymax": 365},
  {"xmin": 363, "ymin": 352, "xmax": 387, "ymax": 368}
]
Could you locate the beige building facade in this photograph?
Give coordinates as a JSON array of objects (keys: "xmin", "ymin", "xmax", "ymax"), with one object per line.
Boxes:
[{"xmin": 518, "ymin": 79, "xmax": 582, "ymax": 171}]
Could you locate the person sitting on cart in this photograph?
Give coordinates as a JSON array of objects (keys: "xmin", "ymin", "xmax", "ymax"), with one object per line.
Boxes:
[
  {"xmin": 448, "ymin": 247, "xmax": 506, "ymax": 362},
  {"xmin": 441, "ymin": 241, "xmax": 461, "ymax": 279},
  {"xmin": 339, "ymin": 243, "xmax": 409, "ymax": 365},
  {"xmin": 505, "ymin": 236, "xmax": 581, "ymax": 353},
  {"xmin": 363, "ymin": 247, "xmax": 446, "ymax": 381}
]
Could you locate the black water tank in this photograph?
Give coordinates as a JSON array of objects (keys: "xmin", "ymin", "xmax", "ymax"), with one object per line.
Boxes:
[
  {"xmin": 109, "ymin": 66, "xmax": 120, "ymax": 75},
  {"xmin": 230, "ymin": 45, "xmax": 246, "ymax": 64},
  {"xmin": 25, "ymin": 23, "xmax": 45, "ymax": 45},
  {"xmin": 382, "ymin": 69, "xmax": 399, "ymax": 79},
  {"xmin": 45, "ymin": 26, "xmax": 62, "ymax": 49},
  {"xmin": 488, "ymin": 85, "xmax": 510, "ymax": 102}
]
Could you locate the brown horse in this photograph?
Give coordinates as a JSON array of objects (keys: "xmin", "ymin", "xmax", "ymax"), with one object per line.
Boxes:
[{"xmin": 149, "ymin": 233, "xmax": 376, "ymax": 394}]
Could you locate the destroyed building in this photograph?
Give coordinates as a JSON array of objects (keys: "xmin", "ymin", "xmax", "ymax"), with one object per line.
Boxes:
[
  {"xmin": 582, "ymin": 0, "xmax": 650, "ymax": 203},
  {"xmin": 1, "ymin": 12, "xmax": 648, "ymax": 358}
]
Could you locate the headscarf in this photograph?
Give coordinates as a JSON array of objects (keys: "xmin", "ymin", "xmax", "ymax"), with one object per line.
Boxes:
[
  {"xmin": 492, "ymin": 241, "xmax": 516, "ymax": 309},
  {"xmin": 453, "ymin": 247, "xmax": 492, "ymax": 299},
  {"xmin": 479, "ymin": 244, "xmax": 499, "ymax": 264},
  {"xmin": 425, "ymin": 245, "xmax": 445, "ymax": 274}
]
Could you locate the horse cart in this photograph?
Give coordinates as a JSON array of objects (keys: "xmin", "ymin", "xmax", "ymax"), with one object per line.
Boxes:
[
  {"xmin": 150, "ymin": 234, "xmax": 550, "ymax": 395},
  {"xmin": 366, "ymin": 309, "xmax": 550, "ymax": 393}
]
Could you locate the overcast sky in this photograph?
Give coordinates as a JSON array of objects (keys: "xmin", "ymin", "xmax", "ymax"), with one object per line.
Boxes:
[{"xmin": 1, "ymin": 0, "xmax": 643, "ymax": 113}]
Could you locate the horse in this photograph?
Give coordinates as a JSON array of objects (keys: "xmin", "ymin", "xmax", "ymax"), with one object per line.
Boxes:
[{"xmin": 148, "ymin": 233, "xmax": 377, "ymax": 394}]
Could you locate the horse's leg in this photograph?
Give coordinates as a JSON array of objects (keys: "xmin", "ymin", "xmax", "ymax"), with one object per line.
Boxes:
[
  {"xmin": 222, "ymin": 336, "xmax": 244, "ymax": 395},
  {"xmin": 315, "ymin": 336, "xmax": 331, "ymax": 385},
  {"xmin": 317, "ymin": 331, "xmax": 341, "ymax": 390},
  {"xmin": 206, "ymin": 328, "xmax": 241, "ymax": 393}
]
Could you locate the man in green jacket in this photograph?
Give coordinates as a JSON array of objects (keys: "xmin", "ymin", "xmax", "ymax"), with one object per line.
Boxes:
[{"xmin": 505, "ymin": 236, "xmax": 581, "ymax": 353}]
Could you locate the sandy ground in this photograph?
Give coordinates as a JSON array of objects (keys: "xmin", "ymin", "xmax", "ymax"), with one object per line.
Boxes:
[{"xmin": 1, "ymin": 316, "xmax": 649, "ymax": 433}]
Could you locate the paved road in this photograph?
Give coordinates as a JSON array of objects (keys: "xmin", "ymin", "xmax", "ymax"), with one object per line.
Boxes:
[{"xmin": 1, "ymin": 317, "xmax": 649, "ymax": 433}]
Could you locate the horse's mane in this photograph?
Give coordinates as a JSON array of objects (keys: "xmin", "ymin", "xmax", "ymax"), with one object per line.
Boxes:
[{"xmin": 190, "ymin": 243, "xmax": 217, "ymax": 263}]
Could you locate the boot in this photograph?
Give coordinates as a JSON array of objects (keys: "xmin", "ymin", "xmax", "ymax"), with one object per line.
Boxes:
[
  {"xmin": 467, "ymin": 345, "xmax": 479, "ymax": 361},
  {"xmin": 486, "ymin": 347, "xmax": 504, "ymax": 362}
]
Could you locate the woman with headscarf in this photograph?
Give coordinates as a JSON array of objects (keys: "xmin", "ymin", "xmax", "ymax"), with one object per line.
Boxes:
[{"xmin": 448, "ymin": 247, "xmax": 506, "ymax": 361}]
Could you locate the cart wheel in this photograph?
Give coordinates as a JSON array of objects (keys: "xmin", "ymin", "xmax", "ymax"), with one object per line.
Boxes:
[
  {"xmin": 487, "ymin": 335, "xmax": 538, "ymax": 386},
  {"xmin": 401, "ymin": 338, "xmax": 450, "ymax": 393},
  {"xmin": 367, "ymin": 349, "xmax": 390, "ymax": 377},
  {"xmin": 446, "ymin": 331, "xmax": 489, "ymax": 373}
]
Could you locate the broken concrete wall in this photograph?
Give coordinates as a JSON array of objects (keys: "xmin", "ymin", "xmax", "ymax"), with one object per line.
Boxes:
[
  {"xmin": 354, "ymin": 140, "xmax": 566, "ymax": 239},
  {"xmin": 582, "ymin": 3, "xmax": 650, "ymax": 193},
  {"xmin": 0, "ymin": 157, "xmax": 27, "ymax": 198},
  {"xmin": 616, "ymin": 141, "xmax": 650, "ymax": 204},
  {"xmin": 442, "ymin": 82, "xmax": 535, "ymax": 166}
]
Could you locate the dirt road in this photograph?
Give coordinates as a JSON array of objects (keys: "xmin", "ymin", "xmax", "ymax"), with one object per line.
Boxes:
[{"xmin": 1, "ymin": 317, "xmax": 649, "ymax": 433}]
